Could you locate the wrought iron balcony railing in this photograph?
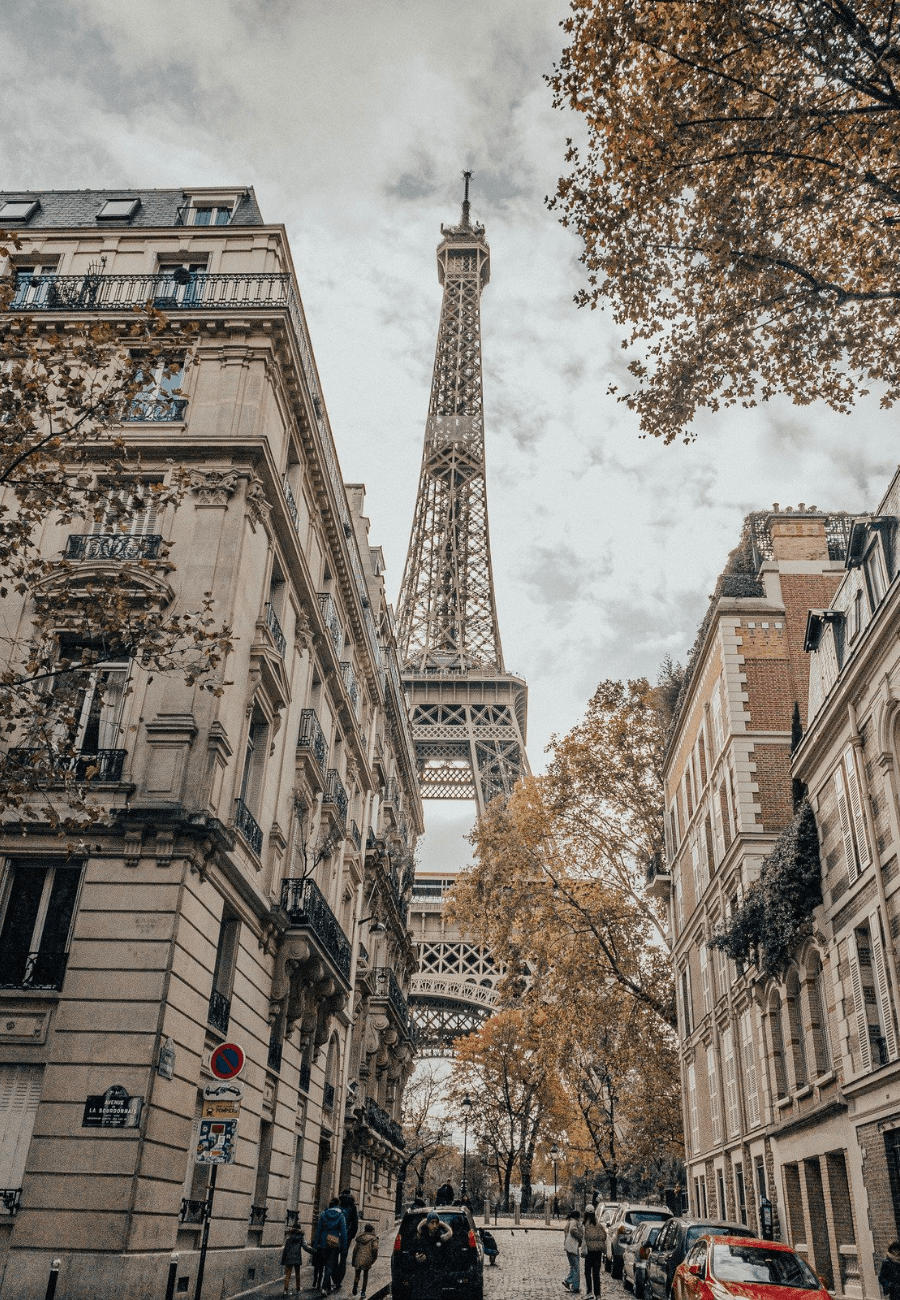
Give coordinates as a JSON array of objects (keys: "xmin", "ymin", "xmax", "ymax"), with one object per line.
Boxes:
[
  {"xmin": 323, "ymin": 1082, "xmax": 336, "ymax": 1110},
  {"xmin": 340, "ymin": 661, "xmax": 360, "ymax": 714},
  {"xmin": 5, "ymin": 747, "xmax": 127, "ymax": 783},
  {"xmin": 208, "ymin": 989, "xmax": 231, "ymax": 1035},
  {"xmin": 323, "ymin": 768, "xmax": 348, "ymax": 828},
  {"xmin": 265, "ymin": 602, "xmax": 286, "ymax": 657},
  {"xmin": 362, "ymin": 1095, "xmax": 405, "ymax": 1150},
  {"xmin": 0, "ymin": 949, "xmax": 68, "ymax": 991},
  {"xmin": 298, "ymin": 709, "xmax": 328, "ymax": 772},
  {"xmin": 282, "ymin": 476, "xmax": 300, "ymax": 530},
  {"xmin": 179, "ymin": 1197, "xmax": 208, "ymax": 1225},
  {"xmin": 374, "ymin": 966, "xmax": 412, "ymax": 1036},
  {"xmin": 0, "ymin": 1189, "xmax": 22, "ymax": 1217},
  {"xmin": 349, "ymin": 820, "xmax": 362, "ymax": 852},
  {"xmin": 124, "ymin": 395, "xmax": 187, "ymax": 422},
  {"xmin": 280, "ymin": 877, "xmax": 352, "ymax": 982},
  {"xmin": 317, "ymin": 592, "xmax": 343, "ymax": 655},
  {"xmin": 249, "ymin": 1205, "xmax": 268, "ymax": 1229},
  {"xmin": 65, "ymin": 533, "xmax": 163, "ymax": 561},
  {"xmin": 234, "ymin": 797, "xmax": 263, "ymax": 856}
]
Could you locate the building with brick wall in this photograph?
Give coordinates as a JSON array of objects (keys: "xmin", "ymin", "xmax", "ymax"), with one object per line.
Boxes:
[
  {"xmin": 658, "ymin": 509, "xmax": 848, "ymax": 1269},
  {"xmin": 0, "ymin": 189, "xmax": 422, "ymax": 1300}
]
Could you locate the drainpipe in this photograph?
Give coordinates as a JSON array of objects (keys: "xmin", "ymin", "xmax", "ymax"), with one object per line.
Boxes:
[{"xmin": 848, "ymin": 701, "xmax": 900, "ymax": 1024}]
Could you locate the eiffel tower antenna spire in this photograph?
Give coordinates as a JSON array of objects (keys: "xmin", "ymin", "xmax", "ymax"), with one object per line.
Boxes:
[{"xmin": 396, "ymin": 181, "xmax": 529, "ymax": 814}]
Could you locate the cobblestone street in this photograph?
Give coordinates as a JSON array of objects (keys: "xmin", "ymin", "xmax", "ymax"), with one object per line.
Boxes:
[{"xmin": 246, "ymin": 1227, "xmax": 631, "ymax": 1300}]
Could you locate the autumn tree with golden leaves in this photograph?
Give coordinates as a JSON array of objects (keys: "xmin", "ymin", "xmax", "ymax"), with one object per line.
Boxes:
[{"xmin": 549, "ymin": 2, "xmax": 900, "ymax": 442}]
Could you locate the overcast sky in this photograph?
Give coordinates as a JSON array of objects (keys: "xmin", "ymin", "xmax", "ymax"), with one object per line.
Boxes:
[{"xmin": 5, "ymin": 0, "xmax": 899, "ymax": 870}]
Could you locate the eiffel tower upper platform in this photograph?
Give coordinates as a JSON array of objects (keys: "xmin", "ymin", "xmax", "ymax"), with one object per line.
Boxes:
[
  {"xmin": 397, "ymin": 177, "xmax": 528, "ymax": 1051},
  {"xmin": 396, "ymin": 176, "xmax": 529, "ymax": 818}
]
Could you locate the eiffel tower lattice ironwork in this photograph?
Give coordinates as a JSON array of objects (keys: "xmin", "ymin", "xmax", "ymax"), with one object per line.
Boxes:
[
  {"xmin": 399, "ymin": 176, "xmax": 529, "ymax": 1054},
  {"xmin": 397, "ymin": 174, "xmax": 529, "ymax": 816}
]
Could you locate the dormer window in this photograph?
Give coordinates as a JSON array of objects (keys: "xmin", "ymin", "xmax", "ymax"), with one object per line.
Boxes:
[
  {"xmin": 176, "ymin": 202, "xmax": 233, "ymax": 227},
  {"xmin": 0, "ymin": 199, "xmax": 39, "ymax": 223},
  {"xmin": 96, "ymin": 197, "xmax": 141, "ymax": 222},
  {"xmin": 191, "ymin": 206, "xmax": 231, "ymax": 226}
]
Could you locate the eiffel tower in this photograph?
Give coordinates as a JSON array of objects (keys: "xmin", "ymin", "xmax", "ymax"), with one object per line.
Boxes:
[{"xmin": 398, "ymin": 175, "xmax": 529, "ymax": 1050}]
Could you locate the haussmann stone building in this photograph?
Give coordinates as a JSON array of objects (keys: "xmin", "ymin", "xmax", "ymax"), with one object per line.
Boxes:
[{"xmin": 0, "ymin": 187, "xmax": 423, "ymax": 1300}]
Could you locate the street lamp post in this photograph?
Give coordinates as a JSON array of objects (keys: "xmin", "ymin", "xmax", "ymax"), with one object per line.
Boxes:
[
  {"xmin": 461, "ymin": 1095, "xmax": 473, "ymax": 1198},
  {"xmin": 550, "ymin": 1143, "xmax": 560, "ymax": 1217}
]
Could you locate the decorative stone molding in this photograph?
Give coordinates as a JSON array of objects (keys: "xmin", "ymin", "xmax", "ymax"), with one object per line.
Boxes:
[
  {"xmin": 189, "ymin": 469, "xmax": 240, "ymax": 506},
  {"xmin": 295, "ymin": 608, "xmax": 314, "ymax": 653},
  {"xmin": 246, "ymin": 473, "xmax": 272, "ymax": 530}
]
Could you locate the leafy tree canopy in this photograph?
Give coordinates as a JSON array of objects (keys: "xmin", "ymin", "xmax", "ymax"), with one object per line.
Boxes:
[{"xmin": 549, "ymin": 1, "xmax": 900, "ymax": 442}]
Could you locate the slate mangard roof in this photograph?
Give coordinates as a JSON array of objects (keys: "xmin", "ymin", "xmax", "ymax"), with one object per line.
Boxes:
[{"xmin": 0, "ymin": 188, "xmax": 264, "ymax": 229}]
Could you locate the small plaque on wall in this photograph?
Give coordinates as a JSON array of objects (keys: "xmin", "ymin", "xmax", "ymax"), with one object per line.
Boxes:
[{"xmin": 82, "ymin": 1084, "xmax": 143, "ymax": 1129}]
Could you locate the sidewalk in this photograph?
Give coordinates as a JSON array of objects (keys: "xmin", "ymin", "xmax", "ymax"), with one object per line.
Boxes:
[{"xmin": 225, "ymin": 1245, "xmax": 394, "ymax": 1300}]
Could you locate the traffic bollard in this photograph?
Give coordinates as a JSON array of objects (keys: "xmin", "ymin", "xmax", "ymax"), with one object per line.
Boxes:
[
  {"xmin": 514, "ymin": 1201, "xmax": 520, "ymax": 1225},
  {"xmin": 164, "ymin": 1252, "xmax": 180, "ymax": 1300},
  {"xmin": 45, "ymin": 1258, "xmax": 61, "ymax": 1300}
]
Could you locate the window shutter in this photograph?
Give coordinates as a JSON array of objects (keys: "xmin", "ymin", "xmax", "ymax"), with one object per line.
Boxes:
[
  {"xmin": 870, "ymin": 912, "xmax": 898, "ymax": 1061},
  {"xmin": 711, "ymin": 688, "xmax": 723, "ymax": 755},
  {"xmin": 722, "ymin": 1027, "xmax": 740, "ymax": 1137},
  {"xmin": 0, "ymin": 1065, "xmax": 43, "ymax": 1190},
  {"xmin": 699, "ymin": 945, "xmax": 712, "ymax": 1015},
  {"xmin": 848, "ymin": 939, "xmax": 872, "ymax": 1072},
  {"xmin": 688, "ymin": 1064, "xmax": 699, "ymax": 1155},
  {"xmin": 844, "ymin": 750, "xmax": 871, "ymax": 873},
  {"xmin": 741, "ymin": 1011, "xmax": 760, "ymax": 1127},
  {"xmin": 833, "ymin": 764, "xmax": 859, "ymax": 883},
  {"xmin": 691, "ymin": 834, "xmax": 703, "ymax": 904},
  {"xmin": 707, "ymin": 1045, "xmax": 721, "ymax": 1145}
]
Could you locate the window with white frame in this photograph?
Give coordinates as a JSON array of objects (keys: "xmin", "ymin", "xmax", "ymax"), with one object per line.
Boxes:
[
  {"xmin": 699, "ymin": 943, "xmax": 712, "ymax": 1016},
  {"xmin": 721, "ymin": 1026, "xmax": 740, "ymax": 1137},
  {"xmin": 153, "ymin": 260, "xmax": 207, "ymax": 308},
  {"xmin": 687, "ymin": 1062, "xmax": 700, "ymax": 1155},
  {"xmin": 740, "ymin": 1010, "xmax": 761, "ymax": 1127},
  {"xmin": 0, "ymin": 859, "xmax": 82, "ymax": 989},
  {"xmin": 91, "ymin": 480, "xmax": 161, "ymax": 537},
  {"xmin": 0, "ymin": 1064, "xmax": 43, "ymax": 1200},
  {"xmin": 127, "ymin": 359, "xmax": 186, "ymax": 421},
  {"xmin": 849, "ymin": 915, "xmax": 898, "ymax": 1071},
  {"xmin": 833, "ymin": 748, "xmax": 872, "ymax": 885},
  {"xmin": 707, "ymin": 1043, "xmax": 722, "ymax": 1145},
  {"xmin": 11, "ymin": 262, "xmax": 57, "ymax": 307}
]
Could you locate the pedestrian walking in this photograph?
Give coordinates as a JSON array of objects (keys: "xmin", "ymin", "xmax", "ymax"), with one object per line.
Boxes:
[
  {"xmin": 881, "ymin": 1242, "xmax": 900, "ymax": 1300},
  {"xmin": 563, "ymin": 1209, "xmax": 583, "ymax": 1293},
  {"xmin": 583, "ymin": 1209, "xmax": 604, "ymax": 1298},
  {"xmin": 314, "ymin": 1197, "xmax": 348, "ymax": 1294},
  {"xmin": 435, "ymin": 1181, "xmax": 454, "ymax": 1206},
  {"xmin": 334, "ymin": 1188, "xmax": 359, "ymax": 1286},
  {"xmin": 351, "ymin": 1223, "xmax": 379, "ymax": 1298},
  {"xmin": 281, "ymin": 1224, "xmax": 309, "ymax": 1295}
]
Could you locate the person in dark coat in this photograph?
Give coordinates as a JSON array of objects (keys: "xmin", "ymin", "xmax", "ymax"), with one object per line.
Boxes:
[
  {"xmin": 414, "ymin": 1211, "xmax": 454, "ymax": 1300},
  {"xmin": 281, "ymin": 1224, "xmax": 309, "ymax": 1294},
  {"xmin": 314, "ymin": 1197, "xmax": 348, "ymax": 1294},
  {"xmin": 880, "ymin": 1242, "xmax": 900, "ymax": 1300},
  {"xmin": 334, "ymin": 1189, "xmax": 359, "ymax": 1286},
  {"xmin": 435, "ymin": 1182, "xmax": 454, "ymax": 1206}
]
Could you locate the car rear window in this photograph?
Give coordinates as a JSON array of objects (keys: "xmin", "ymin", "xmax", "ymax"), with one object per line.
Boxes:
[
  {"xmin": 399, "ymin": 1214, "xmax": 470, "ymax": 1244},
  {"xmin": 712, "ymin": 1244, "xmax": 820, "ymax": 1290},
  {"xmin": 626, "ymin": 1211, "xmax": 670, "ymax": 1225}
]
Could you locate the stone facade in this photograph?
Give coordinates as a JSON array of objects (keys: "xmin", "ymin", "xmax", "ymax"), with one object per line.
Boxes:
[{"xmin": 0, "ymin": 189, "xmax": 423, "ymax": 1300}]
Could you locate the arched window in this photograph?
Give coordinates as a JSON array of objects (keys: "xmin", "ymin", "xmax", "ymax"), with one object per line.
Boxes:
[
  {"xmin": 769, "ymin": 992, "xmax": 788, "ymax": 1098},
  {"xmin": 805, "ymin": 953, "xmax": 832, "ymax": 1076},
  {"xmin": 785, "ymin": 968, "xmax": 808, "ymax": 1089}
]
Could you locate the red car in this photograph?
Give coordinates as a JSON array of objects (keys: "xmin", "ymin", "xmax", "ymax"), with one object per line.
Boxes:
[{"xmin": 673, "ymin": 1235, "xmax": 829, "ymax": 1300}]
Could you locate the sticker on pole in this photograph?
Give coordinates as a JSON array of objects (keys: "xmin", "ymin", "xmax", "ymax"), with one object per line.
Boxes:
[
  {"xmin": 209, "ymin": 1042, "xmax": 245, "ymax": 1080},
  {"xmin": 196, "ymin": 1118, "xmax": 237, "ymax": 1164}
]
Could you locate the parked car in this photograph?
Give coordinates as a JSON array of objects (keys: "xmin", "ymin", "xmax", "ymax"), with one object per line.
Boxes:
[
  {"xmin": 605, "ymin": 1204, "xmax": 672, "ymax": 1278},
  {"xmin": 673, "ymin": 1235, "xmax": 829, "ymax": 1300},
  {"xmin": 645, "ymin": 1218, "xmax": 756, "ymax": 1300},
  {"xmin": 392, "ymin": 1207, "xmax": 485, "ymax": 1300},
  {"xmin": 623, "ymin": 1222, "xmax": 664, "ymax": 1298}
]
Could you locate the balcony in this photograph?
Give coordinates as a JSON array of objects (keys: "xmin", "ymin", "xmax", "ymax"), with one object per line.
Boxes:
[
  {"xmin": 645, "ymin": 853, "xmax": 672, "ymax": 900},
  {"xmin": 179, "ymin": 1198, "xmax": 208, "ymax": 1226},
  {"xmin": 0, "ymin": 1190, "xmax": 21, "ymax": 1217},
  {"xmin": 317, "ymin": 592, "xmax": 343, "ymax": 656},
  {"xmin": 4, "ymin": 747, "xmax": 127, "ymax": 784},
  {"xmin": 234, "ymin": 797, "xmax": 263, "ymax": 856},
  {"xmin": 280, "ymin": 876, "xmax": 352, "ymax": 982},
  {"xmin": 124, "ymin": 394, "xmax": 187, "ymax": 422},
  {"xmin": 64, "ymin": 534, "xmax": 163, "ymax": 561},
  {"xmin": 373, "ymin": 966, "xmax": 413, "ymax": 1041},
  {"xmin": 297, "ymin": 709, "xmax": 328, "ymax": 783},
  {"xmin": 363, "ymin": 1096, "xmax": 405, "ymax": 1150},
  {"xmin": 349, "ymin": 820, "xmax": 362, "ymax": 853},
  {"xmin": 340, "ymin": 661, "xmax": 360, "ymax": 715},
  {"xmin": 282, "ymin": 476, "xmax": 300, "ymax": 530},
  {"xmin": 322, "ymin": 768, "xmax": 348, "ymax": 831},
  {"xmin": 265, "ymin": 602, "xmax": 287, "ymax": 657},
  {"xmin": 208, "ymin": 989, "xmax": 231, "ymax": 1035},
  {"xmin": 0, "ymin": 949, "xmax": 68, "ymax": 992}
]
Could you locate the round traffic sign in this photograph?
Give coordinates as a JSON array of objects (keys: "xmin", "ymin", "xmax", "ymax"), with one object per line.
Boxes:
[{"xmin": 210, "ymin": 1042, "xmax": 245, "ymax": 1080}]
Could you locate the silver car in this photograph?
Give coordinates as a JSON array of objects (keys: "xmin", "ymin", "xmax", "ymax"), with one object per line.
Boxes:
[
  {"xmin": 605, "ymin": 1204, "xmax": 672, "ymax": 1279},
  {"xmin": 622, "ymin": 1221, "xmax": 664, "ymax": 1298}
]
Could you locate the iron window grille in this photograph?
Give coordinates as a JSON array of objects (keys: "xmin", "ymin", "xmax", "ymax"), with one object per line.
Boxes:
[
  {"xmin": 265, "ymin": 603, "xmax": 286, "ymax": 657},
  {"xmin": 234, "ymin": 798, "xmax": 263, "ymax": 856},
  {"xmin": 280, "ymin": 877, "xmax": 352, "ymax": 981},
  {"xmin": 322, "ymin": 769, "xmax": 348, "ymax": 828},
  {"xmin": 0, "ymin": 1189, "xmax": 22, "ymax": 1216},
  {"xmin": 207, "ymin": 989, "xmax": 231, "ymax": 1035},
  {"xmin": 179, "ymin": 1198, "xmax": 208, "ymax": 1226},
  {"xmin": 65, "ymin": 534, "xmax": 163, "ymax": 561},
  {"xmin": 249, "ymin": 1205, "xmax": 268, "ymax": 1228},
  {"xmin": 297, "ymin": 709, "xmax": 328, "ymax": 772}
]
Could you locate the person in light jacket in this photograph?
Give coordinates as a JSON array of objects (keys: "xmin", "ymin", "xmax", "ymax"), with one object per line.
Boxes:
[
  {"xmin": 563, "ymin": 1209, "xmax": 583, "ymax": 1293},
  {"xmin": 351, "ymin": 1223, "xmax": 379, "ymax": 1298}
]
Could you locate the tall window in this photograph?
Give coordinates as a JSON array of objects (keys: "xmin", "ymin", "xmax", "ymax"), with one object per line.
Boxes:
[
  {"xmin": 806, "ymin": 954, "xmax": 832, "ymax": 1076},
  {"xmin": 707, "ymin": 1044, "xmax": 722, "ymax": 1145},
  {"xmin": 127, "ymin": 361, "xmax": 186, "ymax": 422},
  {"xmin": 769, "ymin": 992, "xmax": 788, "ymax": 1098},
  {"xmin": 0, "ymin": 859, "xmax": 82, "ymax": 989},
  {"xmin": 154, "ymin": 261, "xmax": 206, "ymax": 308},
  {"xmin": 11, "ymin": 263, "xmax": 57, "ymax": 308},
  {"xmin": 849, "ymin": 916, "xmax": 898, "ymax": 1069},
  {"xmin": 722, "ymin": 1026, "xmax": 740, "ymax": 1137},
  {"xmin": 833, "ymin": 748, "xmax": 872, "ymax": 884},
  {"xmin": 57, "ymin": 657, "xmax": 130, "ymax": 758},
  {"xmin": 699, "ymin": 944, "xmax": 712, "ymax": 1017},
  {"xmin": 785, "ymin": 968, "xmax": 808, "ymax": 1089},
  {"xmin": 687, "ymin": 1063, "xmax": 700, "ymax": 1155},
  {"xmin": 208, "ymin": 910, "xmax": 241, "ymax": 1034},
  {"xmin": 680, "ymin": 966, "xmax": 693, "ymax": 1038},
  {"xmin": 0, "ymin": 1065, "xmax": 43, "ymax": 1200},
  {"xmin": 239, "ymin": 714, "xmax": 269, "ymax": 816},
  {"xmin": 741, "ymin": 1010, "xmax": 761, "ymax": 1128}
]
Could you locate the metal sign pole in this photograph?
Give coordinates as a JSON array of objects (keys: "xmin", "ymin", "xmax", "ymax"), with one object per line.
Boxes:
[{"xmin": 193, "ymin": 1163, "xmax": 217, "ymax": 1300}]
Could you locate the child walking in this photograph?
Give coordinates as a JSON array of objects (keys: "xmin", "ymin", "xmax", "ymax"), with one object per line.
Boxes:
[{"xmin": 351, "ymin": 1223, "xmax": 379, "ymax": 1298}]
